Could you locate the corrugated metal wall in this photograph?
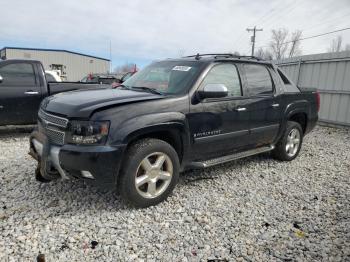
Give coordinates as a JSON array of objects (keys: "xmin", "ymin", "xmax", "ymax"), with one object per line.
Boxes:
[
  {"xmin": 5, "ymin": 48, "xmax": 110, "ymax": 81},
  {"xmin": 275, "ymin": 51, "xmax": 350, "ymax": 127}
]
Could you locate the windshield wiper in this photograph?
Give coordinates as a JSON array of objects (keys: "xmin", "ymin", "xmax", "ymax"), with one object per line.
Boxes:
[
  {"xmin": 117, "ymin": 84, "xmax": 129, "ymax": 89},
  {"xmin": 130, "ymin": 86, "xmax": 164, "ymax": 95}
]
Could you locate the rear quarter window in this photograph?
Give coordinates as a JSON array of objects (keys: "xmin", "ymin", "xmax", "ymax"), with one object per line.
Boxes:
[{"xmin": 277, "ymin": 69, "xmax": 300, "ymax": 93}]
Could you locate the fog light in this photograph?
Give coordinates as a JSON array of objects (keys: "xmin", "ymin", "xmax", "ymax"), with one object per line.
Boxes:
[{"xmin": 81, "ymin": 170, "xmax": 94, "ymax": 179}]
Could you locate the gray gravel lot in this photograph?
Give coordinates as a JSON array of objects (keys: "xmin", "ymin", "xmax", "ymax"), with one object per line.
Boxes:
[{"xmin": 0, "ymin": 126, "xmax": 349, "ymax": 261}]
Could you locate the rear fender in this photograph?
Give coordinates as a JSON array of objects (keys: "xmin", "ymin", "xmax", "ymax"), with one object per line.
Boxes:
[{"xmin": 274, "ymin": 100, "xmax": 309, "ymax": 142}]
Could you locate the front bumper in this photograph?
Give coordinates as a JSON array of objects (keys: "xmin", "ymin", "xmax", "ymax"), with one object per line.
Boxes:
[{"xmin": 29, "ymin": 130, "xmax": 126, "ymax": 190}]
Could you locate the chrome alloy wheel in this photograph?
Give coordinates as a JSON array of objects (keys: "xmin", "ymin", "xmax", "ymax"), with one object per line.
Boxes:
[
  {"xmin": 135, "ymin": 152, "xmax": 173, "ymax": 199},
  {"xmin": 286, "ymin": 128, "xmax": 301, "ymax": 157}
]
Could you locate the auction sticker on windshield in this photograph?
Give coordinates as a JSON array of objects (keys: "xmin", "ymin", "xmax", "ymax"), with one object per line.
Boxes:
[{"xmin": 172, "ymin": 66, "xmax": 192, "ymax": 71}]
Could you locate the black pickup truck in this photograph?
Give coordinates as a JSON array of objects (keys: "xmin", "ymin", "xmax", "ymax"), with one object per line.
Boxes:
[
  {"xmin": 0, "ymin": 59, "xmax": 108, "ymax": 125},
  {"xmin": 29, "ymin": 54, "xmax": 319, "ymax": 207}
]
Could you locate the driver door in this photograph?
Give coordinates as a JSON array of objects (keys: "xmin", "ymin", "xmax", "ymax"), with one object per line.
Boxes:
[{"xmin": 189, "ymin": 63, "xmax": 251, "ymax": 161}]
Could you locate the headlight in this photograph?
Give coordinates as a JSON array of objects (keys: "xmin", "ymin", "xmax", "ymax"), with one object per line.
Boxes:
[{"xmin": 66, "ymin": 121, "xmax": 110, "ymax": 145}]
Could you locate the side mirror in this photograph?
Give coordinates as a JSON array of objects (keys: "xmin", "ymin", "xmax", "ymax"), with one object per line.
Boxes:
[
  {"xmin": 0, "ymin": 75, "xmax": 3, "ymax": 83},
  {"xmin": 197, "ymin": 84, "xmax": 228, "ymax": 99}
]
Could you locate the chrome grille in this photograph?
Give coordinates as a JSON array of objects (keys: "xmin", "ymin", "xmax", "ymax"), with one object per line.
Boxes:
[
  {"xmin": 45, "ymin": 127, "xmax": 65, "ymax": 145},
  {"xmin": 38, "ymin": 109, "xmax": 68, "ymax": 145},
  {"xmin": 38, "ymin": 109, "xmax": 68, "ymax": 128}
]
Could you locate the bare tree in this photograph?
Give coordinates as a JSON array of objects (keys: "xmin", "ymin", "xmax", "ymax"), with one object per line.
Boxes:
[
  {"xmin": 255, "ymin": 48, "xmax": 264, "ymax": 58},
  {"xmin": 289, "ymin": 30, "xmax": 302, "ymax": 57},
  {"xmin": 269, "ymin": 28, "xmax": 289, "ymax": 60},
  {"xmin": 328, "ymin": 35, "xmax": 343, "ymax": 52},
  {"xmin": 113, "ymin": 63, "xmax": 137, "ymax": 73},
  {"xmin": 268, "ymin": 28, "xmax": 303, "ymax": 59},
  {"xmin": 177, "ymin": 49, "xmax": 185, "ymax": 57},
  {"xmin": 255, "ymin": 47, "xmax": 273, "ymax": 60}
]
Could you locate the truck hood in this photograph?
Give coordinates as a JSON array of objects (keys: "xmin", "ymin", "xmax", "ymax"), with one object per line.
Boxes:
[{"xmin": 42, "ymin": 88, "xmax": 164, "ymax": 118}]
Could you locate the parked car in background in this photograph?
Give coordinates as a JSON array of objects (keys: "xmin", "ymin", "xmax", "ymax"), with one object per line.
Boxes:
[
  {"xmin": 0, "ymin": 59, "xmax": 110, "ymax": 125},
  {"xmin": 29, "ymin": 53, "xmax": 319, "ymax": 207},
  {"xmin": 81, "ymin": 74, "xmax": 121, "ymax": 85},
  {"xmin": 45, "ymin": 70, "xmax": 62, "ymax": 82}
]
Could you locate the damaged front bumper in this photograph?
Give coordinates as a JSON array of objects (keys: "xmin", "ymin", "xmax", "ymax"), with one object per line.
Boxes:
[{"xmin": 29, "ymin": 129, "xmax": 126, "ymax": 190}]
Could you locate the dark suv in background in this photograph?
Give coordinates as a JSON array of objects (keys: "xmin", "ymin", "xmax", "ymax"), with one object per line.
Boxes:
[{"xmin": 29, "ymin": 54, "xmax": 319, "ymax": 207}]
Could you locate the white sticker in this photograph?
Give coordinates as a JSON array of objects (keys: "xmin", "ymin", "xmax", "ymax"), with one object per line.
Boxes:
[{"xmin": 172, "ymin": 66, "xmax": 192, "ymax": 71}]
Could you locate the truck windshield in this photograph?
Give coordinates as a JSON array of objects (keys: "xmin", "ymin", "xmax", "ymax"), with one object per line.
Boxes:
[{"xmin": 123, "ymin": 60, "xmax": 205, "ymax": 95}]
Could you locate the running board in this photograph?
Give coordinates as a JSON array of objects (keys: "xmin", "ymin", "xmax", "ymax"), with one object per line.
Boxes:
[{"xmin": 188, "ymin": 145, "xmax": 274, "ymax": 169}]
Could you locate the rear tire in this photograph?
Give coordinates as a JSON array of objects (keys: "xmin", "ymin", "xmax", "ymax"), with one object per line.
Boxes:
[
  {"xmin": 272, "ymin": 121, "xmax": 303, "ymax": 161},
  {"xmin": 118, "ymin": 138, "xmax": 180, "ymax": 208}
]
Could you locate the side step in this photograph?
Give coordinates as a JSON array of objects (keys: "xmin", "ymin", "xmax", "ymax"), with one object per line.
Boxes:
[{"xmin": 188, "ymin": 145, "xmax": 274, "ymax": 169}]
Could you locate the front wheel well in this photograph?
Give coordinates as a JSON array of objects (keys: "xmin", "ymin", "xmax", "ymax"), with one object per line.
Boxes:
[
  {"xmin": 288, "ymin": 112, "xmax": 307, "ymax": 134},
  {"xmin": 126, "ymin": 130, "xmax": 184, "ymax": 164}
]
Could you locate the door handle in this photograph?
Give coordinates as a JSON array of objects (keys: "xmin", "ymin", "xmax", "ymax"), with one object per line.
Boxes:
[
  {"xmin": 24, "ymin": 91, "xmax": 39, "ymax": 95},
  {"xmin": 271, "ymin": 103, "xmax": 280, "ymax": 108},
  {"xmin": 235, "ymin": 107, "xmax": 247, "ymax": 112}
]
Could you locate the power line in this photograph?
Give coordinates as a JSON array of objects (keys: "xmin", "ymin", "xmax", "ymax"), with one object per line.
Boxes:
[
  {"xmin": 234, "ymin": 0, "xmax": 303, "ymax": 53},
  {"xmin": 258, "ymin": 0, "xmax": 299, "ymax": 28},
  {"xmin": 303, "ymin": 11, "xmax": 350, "ymax": 32},
  {"xmin": 248, "ymin": 0, "xmax": 290, "ymax": 27},
  {"xmin": 256, "ymin": 26, "xmax": 350, "ymax": 49},
  {"xmin": 232, "ymin": 0, "xmax": 295, "ymax": 51}
]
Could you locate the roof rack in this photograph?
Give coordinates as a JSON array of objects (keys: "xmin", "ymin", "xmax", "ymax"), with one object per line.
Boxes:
[{"xmin": 183, "ymin": 53, "xmax": 264, "ymax": 61}]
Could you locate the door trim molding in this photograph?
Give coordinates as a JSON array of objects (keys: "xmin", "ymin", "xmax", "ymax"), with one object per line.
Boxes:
[
  {"xmin": 250, "ymin": 124, "xmax": 280, "ymax": 134},
  {"xmin": 194, "ymin": 129, "xmax": 249, "ymax": 143}
]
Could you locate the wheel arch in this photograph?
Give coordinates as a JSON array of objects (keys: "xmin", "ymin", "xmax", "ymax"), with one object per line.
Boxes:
[
  {"xmin": 123, "ymin": 122, "xmax": 190, "ymax": 166},
  {"xmin": 288, "ymin": 112, "xmax": 307, "ymax": 134},
  {"xmin": 283, "ymin": 101, "xmax": 310, "ymax": 135}
]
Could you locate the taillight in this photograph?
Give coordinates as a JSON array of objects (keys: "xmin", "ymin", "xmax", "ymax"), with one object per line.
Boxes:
[{"xmin": 316, "ymin": 91, "xmax": 320, "ymax": 112}]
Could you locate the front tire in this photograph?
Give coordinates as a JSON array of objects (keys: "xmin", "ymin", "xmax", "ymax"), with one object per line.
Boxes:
[
  {"xmin": 272, "ymin": 121, "xmax": 303, "ymax": 161},
  {"xmin": 118, "ymin": 138, "xmax": 180, "ymax": 208},
  {"xmin": 35, "ymin": 166, "xmax": 51, "ymax": 183}
]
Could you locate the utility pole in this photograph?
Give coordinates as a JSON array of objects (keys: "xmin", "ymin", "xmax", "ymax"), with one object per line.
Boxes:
[
  {"xmin": 246, "ymin": 26, "xmax": 263, "ymax": 56},
  {"xmin": 109, "ymin": 39, "xmax": 112, "ymax": 73}
]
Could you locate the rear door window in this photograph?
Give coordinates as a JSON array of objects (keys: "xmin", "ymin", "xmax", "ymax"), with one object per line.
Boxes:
[
  {"xmin": 244, "ymin": 64, "xmax": 273, "ymax": 96},
  {"xmin": 0, "ymin": 63, "xmax": 36, "ymax": 86}
]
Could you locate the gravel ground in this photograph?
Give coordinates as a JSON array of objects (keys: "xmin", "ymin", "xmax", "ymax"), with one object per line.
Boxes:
[{"xmin": 0, "ymin": 126, "xmax": 349, "ymax": 261}]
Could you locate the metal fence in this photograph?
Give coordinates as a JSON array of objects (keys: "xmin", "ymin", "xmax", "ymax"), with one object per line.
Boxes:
[{"xmin": 275, "ymin": 51, "xmax": 350, "ymax": 127}]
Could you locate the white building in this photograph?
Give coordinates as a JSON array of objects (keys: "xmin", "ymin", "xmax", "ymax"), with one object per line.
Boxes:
[{"xmin": 0, "ymin": 47, "xmax": 110, "ymax": 81}]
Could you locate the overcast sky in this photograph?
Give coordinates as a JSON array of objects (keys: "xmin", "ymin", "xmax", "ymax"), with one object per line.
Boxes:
[{"xmin": 1, "ymin": 0, "xmax": 350, "ymax": 68}]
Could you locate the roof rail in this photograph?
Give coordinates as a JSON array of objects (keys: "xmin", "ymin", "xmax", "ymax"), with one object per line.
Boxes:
[{"xmin": 183, "ymin": 53, "xmax": 264, "ymax": 61}]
